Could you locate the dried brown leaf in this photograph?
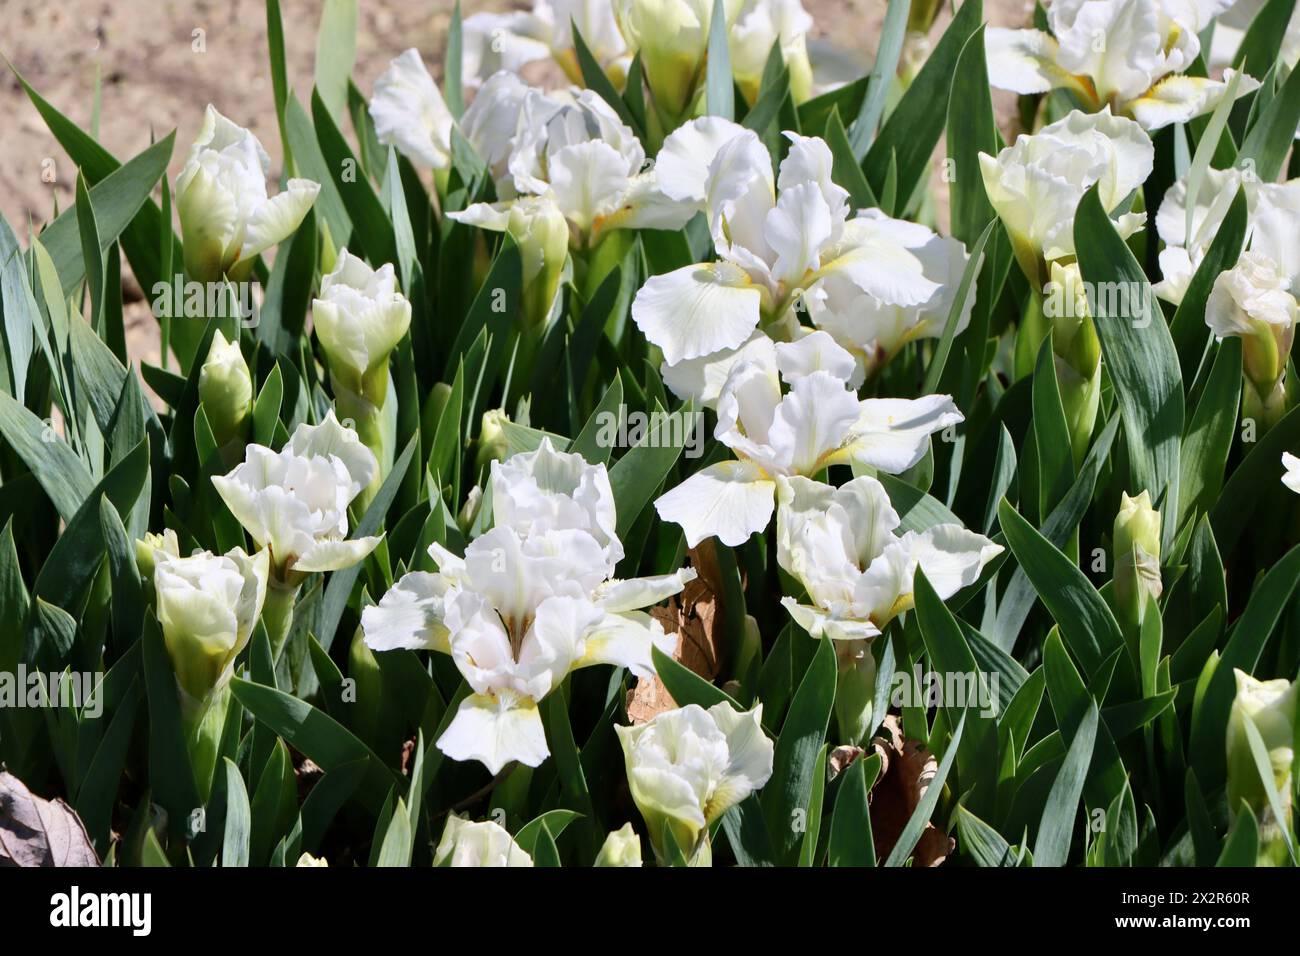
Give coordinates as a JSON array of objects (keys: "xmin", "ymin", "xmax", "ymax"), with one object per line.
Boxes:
[
  {"xmin": 828, "ymin": 745, "xmax": 866, "ymax": 778},
  {"xmin": 867, "ymin": 718, "xmax": 954, "ymax": 867},
  {"xmin": 625, "ymin": 670, "xmax": 677, "ymax": 724},
  {"xmin": 626, "ymin": 541, "xmax": 730, "ymax": 724},
  {"xmin": 0, "ymin": 770, "xmax": 99, "ymax": 867}
]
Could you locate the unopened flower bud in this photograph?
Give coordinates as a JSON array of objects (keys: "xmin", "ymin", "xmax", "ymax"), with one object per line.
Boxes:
[
  {"xmin": 614, "ymin": 0, "xmax": 728, "ymax": 119},
  {"xmin": 449, "ymin": 196, "xmax": 570, "ymax": 328},
  {"xmin": 512, "ymin": 198, "xmax": 569, "ymax": 328},
  {"xmin": 1043, "ymin": 262, "xmax": 1102, "ymax": 463},
  {"xmin": 457, "ymin": 484, "xmax": 484, "ymax": 534},
  {"xmin": 1113, "ymin": 491, "xmax": 1162, "ymax": 636},
  {"xmin": 594, "ymin": 822, "xmax": 643, "ymax": 867},
  {"xmin": 1043, "ymin": 263, "xmax": 1101, "ymax": 374},
  {"xmin": 198, "ymin": 330, "xmax": 253, "ymax": 449},
  {"xmin": 155, "ymin": 548, "xmax": 268, "ymax": 703},
  {"xmin": 1226, "ymin": 669, "xmax": 1295, "ymax": 865},
  {"xmin": 313, "ymin": 250, "xmax": 412, "ymax": 408},
  {"xmin": 474, "ymin": 409, "xmax": 511, "ymax": 473},
  {"xmin": 154, "ymin": 545, "xmax": 269, "ymax": 800},
  {"xmin": 731, "ymin": 0, "xmax": 814, "ymax": 104},
  {"xmin": 1114, "ymin": 491, "xmax": 1161, "ymax": 569},
  {"xmin": 423, "ymin": 381, "xmax": 454, "ymax": 439},
  {"xmin": 1243, "ymin": 375, "xmax": 1293, "ymax": 433}
]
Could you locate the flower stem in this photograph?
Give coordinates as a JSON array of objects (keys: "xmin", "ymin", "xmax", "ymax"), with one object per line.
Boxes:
[
  {"xmin": 181, "ymin": 681, "xmax": 232, "ymax": 804},
  {"xmin": 834, "ymin": 639, "xmax": 878, "ymax": 746},
  {"xmin": 262, "ymin": 579, "xmax": 301, "ymax": 665},
  {"xmin": 334, "ymin": 381, "xmax": 395, "ymax": 512},
  {"xmin": 1242, "ymin": 376, "xmax": 1292, "ymax": 434}
]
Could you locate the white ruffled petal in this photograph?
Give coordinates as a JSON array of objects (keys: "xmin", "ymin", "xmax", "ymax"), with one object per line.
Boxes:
[
  {"xmin": 767, "ymin": 370, "xmax": 864, "ymax": 475},
  {"xmin": 369, "ymin": 48, "xmax": 455, "ymax": 169},
  {"xmin": 1126, "ymin": 70, "xmax": 1260, "ymax": 130},
  {"xmin": 776, "ymin": 474, "xmax": 899, "ymax": 605},
  {"xmin": 609, "ymin": 172, "xmax": 701, "ymax": 232},
  {"xmin": 1153, "ymin": 246, "xmax": 1196, "ymax": 305},
  {"xmin": 1253, "ymin": 181, "xmax": 1300, "ymax": 285},
  {"xmin": 237, "ymin": 178, "xmax": 320, "ymax": 264},
  {"xmin": 289, "ymin": 410, "xmax": 379, "ymax": 493},
  {"xmin": 176, "ymin": 160, "xmax": 239, "ymax": 280},
  {"xmin": 460, "ymin": 12, "xmax": 552, "ymax": 88},
  {"xmin": 594, "ymin": 569, "xmax": 697, "ymax": 613},
  {"xmin": 778, "ymin": 133, "xmax": 849, "ymax": 221},
  {"xmin": 549, "ymin": 141, "xmax": 634, "ymax": 232},
  {"xmin": 578, "ymin": 610, "xmax": 676, "ymax": 679},
  {"xmin": 659, "ymin": 332, "xmax": 777, "ymax": 406},
  {"xmin": 843, "ymin": 394, "xmax": 964, "ymax": 474},
  {"xmin": 361, "ymin": 571, "xmax": 452, "ymax": 653},
  {"xmin": 211, "ymin": 470, "xmax": 272, "ymax": 547},
  {"xmin": 773, "ymin": 330, "xmax": 857, "ymax": 383},
  {"xmin": 437, "ymin": 692, "xmax": 550, "ymax": 774},
  {"xmin": 985, "ymin": 28, "xmax": 1069, "ymax": 95},
  {"xmin": 446, "ymin": 201, "xmax": 514, "ymax": 232},
  {"xmin": 1053, "ymin": 0, "xmax": 1163, "ymax": 103},
  {"xmin": 903, "ymin": 524, "xmax": 1004, "ymax": 600},
  {"xmin": 655, "ymin": 116, "xmax": 752, "ymax": 204},
  {"xmin": 1283, "ymin": 453, "xmax": 1300, "ymax": 494},
  {"xmin": 821, "ymin": 221, "xmax": 940, "ymax": 307},
  {"xmin": 764, "ymin": 182, "xmax": 833, "ymax": 286},
  {"xmin": 654, "ymin": 460, "xmax": 777, "ymax": 548},
  {"xmin": 434, "ymin": 814, "xmax": 533, "ymax": 867},
  {"xmin": 1205, "ymin": 251, "xmax": 1298, "ymax": 339},
  {"xmin": 632, "ymin": 261, "xmax": 764, "ymax": 366},
  {"xmin": 705, "ymin": 132, "xmax": 777, "ymax": 253},
  {"xmin": 780, "ymin": 597, "xmax": 881, "ymax": 641},
  {"xmin": 703, "ymin": 702, "xmax": 773, "ymax": 822},
  {"xmin": 293, "ymin": 535, "xmax": 383, "ymax": 574}
]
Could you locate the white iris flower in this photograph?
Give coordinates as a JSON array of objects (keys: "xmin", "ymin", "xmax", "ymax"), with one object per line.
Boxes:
[{"xmin": 655, "ymin": 332, "xmax": 962, "ymax": 547}]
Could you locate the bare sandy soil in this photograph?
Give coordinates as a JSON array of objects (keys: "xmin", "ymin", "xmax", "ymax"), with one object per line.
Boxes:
[{"xmin": 1, "ymin": 0, "xmax": 1031, "ymax": 369}]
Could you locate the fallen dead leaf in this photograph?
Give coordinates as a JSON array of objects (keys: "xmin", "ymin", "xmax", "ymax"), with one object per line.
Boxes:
[
  {"xmin": 399, "ymin": 738, "xmax": 416, "ymax": 777},
  {"xmin": 828, "ymin": 745, "xmax": 866, "ymax": 778},
  {"xmin": 867, "ymin": 717, "xmax": 955, "ymax": 867},
  {"xmin": 0, "ymin": 770, "xmax": 100, "ymax": 867},
  {"xmin": 627, "ymin": 540, "xmax": 731, "ymax": 723},
  {"xmin": 295, "ymin": 757, "xmax": 325, "ymax": 805}
]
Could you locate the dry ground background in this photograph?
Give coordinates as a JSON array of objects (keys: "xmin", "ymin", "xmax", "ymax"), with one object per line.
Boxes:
[{"xmin": 1, "ymin": 0, "xmax": 1031, "ymax": 368}]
